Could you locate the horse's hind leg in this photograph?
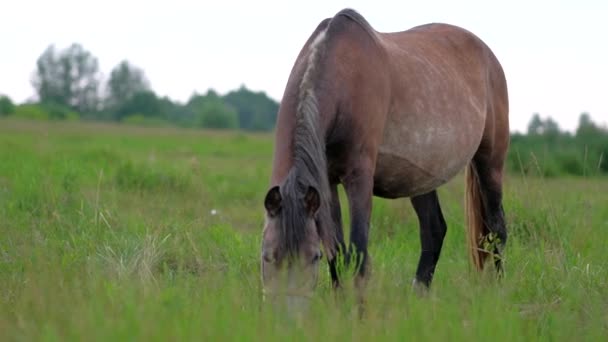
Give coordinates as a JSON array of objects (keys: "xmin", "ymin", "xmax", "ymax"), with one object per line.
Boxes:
[
  {"xmin": 328, "ymin": 183, "xmax": 346, "ymax": 288},
  {"xmin": 411, "ymin": 190, "xmax": 448, "ymax": 288},
  {"xmin": 471, "ymin": 151, "xmax": 508, "ymax": 272},
  {"xmin": 472, "ymin": 53, "xmax": 509, "ymax": 272}
]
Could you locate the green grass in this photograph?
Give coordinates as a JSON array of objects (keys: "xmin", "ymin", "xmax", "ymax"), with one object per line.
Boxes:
[{"xmin": 1, "ymin": 118, "xmax": 607, "ymax": 340}]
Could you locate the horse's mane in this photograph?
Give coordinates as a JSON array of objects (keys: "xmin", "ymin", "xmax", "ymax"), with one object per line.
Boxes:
[{"xmin": 278, "ymin": 21, "xmax": 334, "ymax": 259}]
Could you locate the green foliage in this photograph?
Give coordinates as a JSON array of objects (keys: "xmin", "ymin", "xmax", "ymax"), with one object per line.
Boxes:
[
  {"xmin": 527, "ymin": 113, "xmax": 543, "ymax": 135},
  {"xmin": 106, "ymin": 61, "xmax": 150, "ymax": 112},
  {"xmin": 173, "ymin": 85, "xmax": 278, "ymax": 131},
  {"xmin": 13, "ymin": 104, "xmax": 50, "ymax": 120},
  {"xmin": 527, "ymin": 113, "xmax": 560, "ymax": 137},
  {"xmin": 224, "ymin": 85, "xmax": 279, "ymax": 131},
  {"xmin": 10, "ymin": 103, "xmax": 78, "ymax": 121},
  {"xmin": 577, "ymin": 112, "xmax": 597, "ymax": 138},
  {"xmin": 188, "ymin": 90, "xmax": 239, "ymax": 129},
  {"xmin": 43, "ymin": 102, "xmax": 79, "ymax": 120},
  {"xmin": 121, "ymin": 114, "xmax": 168, "ymax": 126},
  {"xmin": 0, "ymin": 95, "xmax": 15, "ymax": 116},
  {"xmin": 15, "ymin": 39, "xmax": 606, "ymax": 154},
  {"xmin": 198, "ymin": 103, "xmax": 238, "ymax": 129},
  {"xmin": 98, "ymin": 85, "xmax": 275, "ymax": 131},
  {"xmin": 509, "ymin": 113, "xmax": 608, "ymax": 177},
  {"xmin": 160, "ymin": 96, "xmax": 192, "ymax": 127},
  {"xmin": 32, "ymin": 44, "xmax": 101, "ymax": 114},
  {"xmin": 25, "ymin": 43, "xmax": 281, "ymax": 129},
  {"xmin": 113, "ymin": 91, "xmax": 163, "ymax": 121}
]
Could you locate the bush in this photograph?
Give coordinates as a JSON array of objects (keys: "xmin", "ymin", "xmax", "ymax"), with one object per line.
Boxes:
[
  {"xmin": 121, "ymin": 114, "xmax": 168, "ymax": 126},
  {"xmin": 0, "ymin": 95, "xmax": 15, "ymax": 116},
  {"xmin": 113, "ymin": 91, "xmax": 163, "ymax": 121},
  {"xmin": 223, "ymin": 86, "xmax": 279, "ymax": 131},
  {"xmin": 43, "ymin": 102, "xmax": 79, "ymax": 120},
  {"xmin": 600, "ymin": 149, "xmax": 608, "ymax": 173},
  {"xmin": 12, "ymin": 103, "xmax": 80, "ymax": 121},
  {"xmin": 13, "ymin": 104, "xmax": 49, "ymax": 120},
  {"xmin": 557, "ymin": 151, "xmax": 584, "ymax": 176},
  {"xmin": 196, "ymin": 100, "xmax": 238, "ymax": 130}
]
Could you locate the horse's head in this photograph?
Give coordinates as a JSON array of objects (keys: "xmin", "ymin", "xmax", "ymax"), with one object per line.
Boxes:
[{"xmin": 261, "ymin": 184, "xmax": 324, "ymax": 310}]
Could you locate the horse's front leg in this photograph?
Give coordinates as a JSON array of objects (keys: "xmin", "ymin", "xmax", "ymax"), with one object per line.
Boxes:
[
  {"xmin": 341, "ymin": 158, "xmax": 375, "ymax": 318},
  {"xmin": 341, "ymin": 158, "xmax": 375, "ymax": 289},
  {"xmin": 327, "ymin": 183, "xmax": 346, "ymax": 288}
]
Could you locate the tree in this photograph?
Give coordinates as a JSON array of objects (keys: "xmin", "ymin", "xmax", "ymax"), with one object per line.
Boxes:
[
  {"xmin": 223, "ymin": 85, "xmax": 279, "ymax": 131},
  {"xmin": 32, "ymin": 44, "xmax": 101, "ymax": 114},
  {"xmin": 114, "ymin": 91, "xmax": 163, "ymax": 121},
  {"xmin": 542, "ymin": 117, "xmax": 562, "ymax": 142},
  {"xmin": 32, "ymin": 46, "xmax": 63, "ymax": 105},
  {"xmin": 198, "ymin": 101, "xmax": 238, "ymax": 129},
  {"xmin": 543, "ymin": 117, "xmax": 560, "ymax": 135},
  {"xmin": 510, "ymin": 112, "xmax": 608, "ymax": 177},
  {"xmin": 106, "ymin": 61, "xmax": 150, "ymax": 111},
  {"xmin": 576, "ymin": 112, "xmax": 599, "ymax": 138},
  {"xmin": 526, "ymin": 113, "xmax": 561, "ymax": 138},
  {"xmin": 160, "ymin": 96, "xmax": 191, "ymax": 126},
  {"xmin": 43, "ymin": 102, "xmax": 79, "ymax": 120},
  {"xmin": 13, "ymin": 104, "xmax": 49, "ymax": 120},
  {"xmin": 188, "ymin": 90, "xmax": 238, "ymax": 129},
  {"xmin": 0, "ymin": 95, "xmax": 15, "ymax": 116},
  {"xmin": 527, "ymin": 113, "xmax": 543, "ymax": 135}
]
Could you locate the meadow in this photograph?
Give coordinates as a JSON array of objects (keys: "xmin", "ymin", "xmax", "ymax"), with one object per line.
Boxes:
[{"xmin": 0, "ymin": 118, "xmax": 606, "ymax": 340}]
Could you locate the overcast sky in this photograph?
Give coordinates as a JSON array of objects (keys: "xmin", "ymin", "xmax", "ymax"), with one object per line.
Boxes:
[{"xmin": 1, "ymin": 0, "xmax": 606, "ymax": 132}]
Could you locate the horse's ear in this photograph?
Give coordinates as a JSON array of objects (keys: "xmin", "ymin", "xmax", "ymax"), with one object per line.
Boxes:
[
  {"xmin": 264, "ymin": 186, "xmax": 282, "ymax": 217},
  {"xmin": 304, "ymin": 186, "xmax": 320, "ymax": 216}
]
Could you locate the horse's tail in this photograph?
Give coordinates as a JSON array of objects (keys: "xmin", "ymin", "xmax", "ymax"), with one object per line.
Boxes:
[{"xmin": 465, "ymin": 162, "xmax": 487, "ymax": 270}]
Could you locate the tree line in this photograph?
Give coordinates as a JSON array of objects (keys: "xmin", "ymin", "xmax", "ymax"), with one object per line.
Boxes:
[
  {"xmin": 507, "ymin": 113, "xmax": 607, "ymax": 177},
  {"xmin": 1, "ymin": 43, "xmax": 607, "ymax": 177},
  {"xmin": 0, "ymin": 43, "xmax": 278, "ymax": 131}
]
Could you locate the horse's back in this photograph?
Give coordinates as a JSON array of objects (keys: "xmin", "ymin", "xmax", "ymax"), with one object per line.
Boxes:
[{"xmin": 372, "ymin": 23, "xmax": 507, "ymax": 198}]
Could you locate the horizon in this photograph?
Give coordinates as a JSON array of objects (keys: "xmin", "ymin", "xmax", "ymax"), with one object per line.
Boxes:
[{"xmin": 1, "ymin": 0, "xmax": 607, "ymax": 133}]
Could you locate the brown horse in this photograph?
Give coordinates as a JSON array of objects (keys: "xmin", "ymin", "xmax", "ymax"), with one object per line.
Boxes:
[{"xmin": 261, "ymin": 8, "xmax": 509, "ymax": 304}]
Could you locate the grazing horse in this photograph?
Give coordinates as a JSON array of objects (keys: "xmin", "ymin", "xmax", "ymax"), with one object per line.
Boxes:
[{"xmin": 261, "ymin": 8, "xmax": 509, "ymax": 304}]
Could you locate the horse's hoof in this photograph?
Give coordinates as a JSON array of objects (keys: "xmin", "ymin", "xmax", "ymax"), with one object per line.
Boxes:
[{"xmin": 411, "ymin": 278, "xmax": 430, "ymax": 297}]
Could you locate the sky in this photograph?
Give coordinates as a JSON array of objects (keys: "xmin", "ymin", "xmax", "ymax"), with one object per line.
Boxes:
[{"xmin": 1, "ymin": 0, "xmax": 607, "ymax": 133}]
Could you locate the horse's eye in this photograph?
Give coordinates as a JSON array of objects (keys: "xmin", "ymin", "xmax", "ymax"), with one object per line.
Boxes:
[
  {"xmin": 262, "ymin": 250, "xmax": 275, "ymax": 264},
  {"xmin": 312, "ymin": 251, "xmax": 323, "ymax": 263}
]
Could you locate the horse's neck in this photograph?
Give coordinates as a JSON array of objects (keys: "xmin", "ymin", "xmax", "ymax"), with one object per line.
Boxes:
[{"xmin": 271, "ymin": 89, "xmax": 338, "ymax": 185}]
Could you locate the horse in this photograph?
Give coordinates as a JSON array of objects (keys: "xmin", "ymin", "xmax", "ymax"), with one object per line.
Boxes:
[{"xmin": 260, "ymin": 8, "xmax": 509, "ymax": 305}]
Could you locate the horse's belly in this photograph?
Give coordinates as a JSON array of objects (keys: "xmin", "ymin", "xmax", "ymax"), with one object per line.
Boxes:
[
  {"xmin": 373, "ymin": 152, "xmax": 449, "ymax": 198},
  {"xmin": 373, "ymin": 113, "xmax": 484, "ymax": 198}
]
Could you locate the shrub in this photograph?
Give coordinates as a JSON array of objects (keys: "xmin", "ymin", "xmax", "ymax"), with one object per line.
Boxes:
[
  {"xmin": 197, "ymin": 101, "xmax": 238, "ymax": 129},
  {"xmin": 0, "ymin": 95, "xmax": 15, "ymax": 116},
  {"xmin": 13, "ymin": 104, "xmax": 49, "ymax": 120},
  {"xmin": 121, "ymin": 114, "xmax": 168, "ymax": 126},
  {"xmin": 43, "ymin": 102, "xmax": 79, "ymax": 120}
]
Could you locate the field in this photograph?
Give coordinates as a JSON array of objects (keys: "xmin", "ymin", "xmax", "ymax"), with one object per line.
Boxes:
[{"xmin": 1, "ymin": 118, "xmax": 607, "ymax": 340}]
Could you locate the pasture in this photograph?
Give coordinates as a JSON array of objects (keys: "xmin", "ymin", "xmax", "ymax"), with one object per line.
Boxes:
[{"xmin": 0, "ymin": 118, "xmax": 606, "ymax": 340}]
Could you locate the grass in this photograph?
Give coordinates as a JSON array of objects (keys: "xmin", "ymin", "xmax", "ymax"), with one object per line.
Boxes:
[{"xmin": 0, "ymin": 118, "xmax": 607, "ymax": 340}]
